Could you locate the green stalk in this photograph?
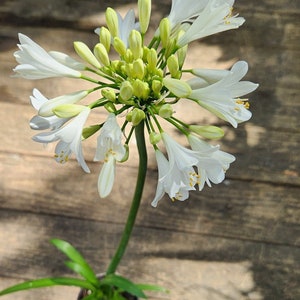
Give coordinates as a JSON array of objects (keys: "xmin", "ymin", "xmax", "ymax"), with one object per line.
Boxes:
[{"xmin": 106, "ymin": 121, "xmax": 147, "ymax": 275}]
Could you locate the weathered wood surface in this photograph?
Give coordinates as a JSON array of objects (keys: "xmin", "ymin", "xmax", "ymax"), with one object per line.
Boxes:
[{"xmin": 0, "ymin": 0, "xmax": 300, "ymax": 299}]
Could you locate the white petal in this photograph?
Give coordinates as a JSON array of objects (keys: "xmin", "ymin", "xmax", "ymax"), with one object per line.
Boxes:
[{"xmin": 98, "ymin": 156, "xmax": 115, "ymax": 198}]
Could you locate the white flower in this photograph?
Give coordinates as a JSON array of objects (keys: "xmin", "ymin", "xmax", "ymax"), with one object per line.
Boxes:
[
  {"xmin": 30, "ymin": 88, "xmax": 69, "ymax": 130},
  {"xmin": 151, "ymin": 150, "xmax": 197, "ymax": 207},
  {"xmin": 188, "ymin": 135, "xmax": 235, "ymax": 190},
  {"xmin": 94, "ymin": 113, "xmax": 126, "ymax": 198},
  {"xmin": 95, "ymin": 9, "xmax": 139, "ymax": 48},
  {"xmin": 13, "ymin": 33, "xmax": 82, "ymax": 79},
  {"xmin": 188, "ymin": 61, "xmax": 259, "ymax": 128},
  {"xmin": 32, "ymin": 107, "xmax": 91, "ymax": 173},
  {"xmin": 167, "ymin": 0, "xmax": 208, "ymax": 30},
  {"xmin": 177, "ymin": 0, "xmax": 245, "ymax": 47},
  {"xmin": 48, "ymin": 51, "xmax": 86, "ymax": 71}
]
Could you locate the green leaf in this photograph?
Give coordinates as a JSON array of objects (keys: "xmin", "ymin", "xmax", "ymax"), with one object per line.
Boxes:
[
  {"xmin": 0, "ymin": 277, "xmax": 94, "ymax": 296},
  {"xmin": 100, "ymin": 274, "xmax": 147, "ymax": 299},
  {"xmin": 51, "ymin": 238, "xmax": 99, "ymax": 287},
  {"xmin": 136, "ymin": 283, "xmax": 169, "ymax": 293}
]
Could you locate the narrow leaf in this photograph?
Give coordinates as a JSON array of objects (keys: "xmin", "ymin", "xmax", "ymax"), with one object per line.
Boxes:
[{"xmin": 136, "ymin": 283, "xmax": 169, "ymax": 293}]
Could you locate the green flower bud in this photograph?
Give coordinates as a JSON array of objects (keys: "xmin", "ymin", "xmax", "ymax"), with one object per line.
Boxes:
[
  {"xmin": 82, "ymin": 124, "xmax": 101, "ymax": 139},
  {"xmin": 138, "ymin": 0, "xmax": 151, "ymax": 34},
  {"xmin": 120, "ymin": 81, "xmax": 133, "ymax": 102},
  {"xmin": 105, "ymin": 7, "xmax": 119, "ymax": 38},
  {"xmin": 189, "ymin": 125, "xmax": 224, "ymax": 140},
  {"xmin": 151, "ymin": 79, "xmax": 162, "ymax": 97},
  {"xmin": 101, "ymin": 88, "xmax": 116, "ymax": 102},
  {"xmin": 119, "ymin": 144, "xmax": 129, "ymax": 162},
  {"xmin": 176, "ymin": 30, "xmax": 188, "ymax": 68},
  {"xmin": 129, "ymin": 30, "xmax": 143, "ymax": 59},
  {"xmin": 94, "ymin": 43, "xmax": 110, "ymax": 67},
  {"xmin": 132, "ymin": 79, "xmax": 150, "ymax": 99},
  {"xmin": 147, "ymin": 48, "xmax": 157, "ymax": 72},
  {"xmin": 158, "ymin": 103, "xmax": 173, "ymax": 118},
  {"xmin": 167, "ymin": 54, "xmax": 180, "ymax": 78},
  {"xmin": 99, "ymin": 27, "xmax": 111, "ymax": 52},
  {"xmin": 113, "ymin": 37, "xmax": 127, "ymax": 57},
  {"xmin": 74, "ymin": 41, "xmax": 101, "ymax": 68},
  {"xmin": 159, "ymin": 18, "xmax": 170, "ymax": 48},
  {"xmin": 124, "ymin": 63, "xmax": 134, "ymax": 78},
  {"xmin": 163, "ymin": 78, "xmax": 192, "ymax": 98},
  {"xmin": 133, "ymin": 58, "xmax": 145, "ymax": 80},
  {"xmin": 53, "ymin": 104, "xmax": 86, "ymax": 118},
  {"xmin": 104, "ymin": 102, "xmax": 116, "ymax": 113},
  {"xmin": 149, "ymin": 131, "xmax": 161, "ymax": 145},
  {"xmin": 131, "ymin": 108, "xmax": 145, "ymax": 126},
  {"xmin": 124, "ymin": 49, "xmax": 134, "ymax": 63},
  {"xmin": 126, "ymin": 111, "xmax": 133, "ymax": 122}
]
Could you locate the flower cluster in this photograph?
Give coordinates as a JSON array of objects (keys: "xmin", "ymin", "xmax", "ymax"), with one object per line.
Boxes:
[{"xmin": 14, "ymin": 0, "xmax": 258, "ymax": 206}]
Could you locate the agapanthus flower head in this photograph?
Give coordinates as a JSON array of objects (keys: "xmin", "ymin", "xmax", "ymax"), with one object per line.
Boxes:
[{"xmin": 14, "ymin": 0, "xmax": 258, "ymax": 205}]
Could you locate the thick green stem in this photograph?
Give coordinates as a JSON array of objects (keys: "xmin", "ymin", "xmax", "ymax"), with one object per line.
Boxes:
[{"xmin": 106, "ymin": 121, "xmax": 147, "ymax": 275}]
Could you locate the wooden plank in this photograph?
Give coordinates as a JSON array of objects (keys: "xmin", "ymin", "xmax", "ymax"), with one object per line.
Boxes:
[
  {"xmin": 1, "ymin": 150, "xmax": 299, "ymax": 246},
  {"xmin": 0, "ymin": 209, "xmax": 299, "ymax": 299}
]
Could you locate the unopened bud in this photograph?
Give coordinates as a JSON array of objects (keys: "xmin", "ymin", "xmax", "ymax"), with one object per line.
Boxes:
[
  {"xmin": 101, "ymin": 88, "xmax": 116, "ymax": 102},
  {"xmin": 99, "ymin": 27, "xmax": 111, "ymax": 52},
  {"xmin": 53, "ymin": 104, "xmax": 86, "ymax": 118},
  {"xmin": 163, "ymin": 78, "xmax": 191, "ymax": 98},
  {"xmin": 132, "ymin": 79, "xmax": 150, "ymax": 99},
  {"xmin": 94, "ymin": 43, "xmax": 110, "ymax": 67},
  {"xmin": 159, "ymin": 103, "xmax": 173, "ymax": 118},
  {"xmin": 105, "ymin": 7, "xmax": 119, "ymax": 38},
  {"xmin": 159, "ymin": 18, "xmax": 170, "ymax": 48},
  {"xmin": 82, "ymin": 124, "xmax": 101, "ymax": 139},
  {"xmin": 131, "ymin": 108, "xmax": 145, "ymax": 126},
  {"xmin": 74, "ymin": 41, "xmax": 101, "ymax": 69},
  {"xmin": 167, "ymin": 54, "xmax": 180, "ymax": 78},
  {"xmin": 120, "ymin": 81, "xmax": 133, "ymax": 102},
  {"xmin": 129, "ymin": 30, "xmax": 143, "ymax": 59},
  {"xmin": 113, "ymin": 37, "xmax": 127, "ymax": 56},
  {"xmin": 176, "ymin": 30, "xmax": 188, "ymax": 68},
  {"xmin": 119, "ymin": 144, "xmax": 129, "ymax": 162},
  {"xmin": 189, "ymin": 125, "xmax": 224, "ymax": 139},
  {"xmin": 138, "ymin": 0, "xmax": 151, "ymax": 34},
  {"xmin": 149, "ymin": 131, "xmax": 161, "ymax": 145},
  {"xmin": 124, "ymin": 49, "xmax": 134, "ymax": 63},
  {"xmin": 147, "ymin": 48, "xmax": 157, "ymax": 72},
  {"xmin": 133, "ymin": 58, "xmax": 145, "ymax": 80},
  {"xmin": 104, "ymin": 102, "xmax": 116, "ymax": 113},
  {"xmin": 152, "ymin": 79, "xmax": 162, "ymax": 97}
]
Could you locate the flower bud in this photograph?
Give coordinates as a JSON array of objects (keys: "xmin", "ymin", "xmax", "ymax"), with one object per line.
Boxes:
[
  {"xmin": 149, "ymin": 131, "xmax": 161, "ymax": 145},
  {"xmin": 131, "ymin": 108, "xmax": 145, "ymax": 126},
  {"xmin": 74, "ymin": 41, "xmax": 101, "ymax": 69},
  {"xmin": 147, "ymin": 48, "xmax": 157, "ymax": 72},
  {"xmin": 176, "ymin": 30, "xmax": 188, "ymax": 68},
  {"xmin": 53, "ymin": 104, "xmax": 86, "ymax": 118},
  {"xmin": 99, "ymin": 27, "xmax": 111, "ymax": 52},
  {"xmin": 82, "ymin": 124, "xmax": 101, "ymax": 139},
  {"xmin": 105, "ymin": 7, "xmax": 119, "ymax": 38},
  {"xmin": 189, "ymin": 125, "xmax": 224, "ymax": 139},
  {"xmin": 119, "ymin": 144, "xmax": 129, "ymax": 162},
  {"xmin": 167, "ymin": 54, "xmax": 180, "ymax": 78},
  {"xmin": 113, "ymin": 37, "xmax": 127, "ymax": 56},
  {"xmin": 152, "ymin": 79, "xmax": 162, "ymax": 97},
  {"xmin": 132, "ymin": 79, "xmax": 150, "ymax": 99},
  {"xmin": 101, "ymin": 88, "xmax": 116, "ymax": 102},
  {"xmin": 120, "ymin": 81, "xmax": 133, "ymax": 102},
  {"xmin": 133, "ymin": 58, "xmax": 145, "ymax": 80},
  {"xmin": 158, "ymin": 103, "xmax": 173, "ymax": 118},
  {"xmin": 124, "ymin": 49, "xmax": 134, "ymax": 63},
  {"xmin": 138, "ymin": 0, "xmax": 151, "ymax": 34},
  {"xmin": 104, "ymin": 102, "xmax": 116, "ymax": 113},
  {"xmin": 129, "ymin": 30, "xmax": 143, "ymax": 59},
  {"xmin": 163, "ymin": 78, "xmax": 192, "ymax": 98},
  {"xmin": 159, "ymin": 18, "xmax": 170, "ymax": 48},
  {"xmin": 94, "ymin": 43, "xmax": 110, "ymax": 67}
]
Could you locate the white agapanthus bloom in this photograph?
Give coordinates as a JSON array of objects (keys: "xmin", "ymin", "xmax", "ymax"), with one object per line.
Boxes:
[
  {"xmin": 177, "ymin": 0, "xmax": 245, "ymax": 47},
  {"xmin": 29, "ymin": 88, "xmax": 69, "ymax": 130},
  {"xmin": 151, "ymin": 150, "xmax": 197, "ymax": 207},
  {"xmin": 95, "ymin": 9, "xmax": 139, "ymax": 48},
  {"xmin": 48, "ymin": 51, "xmax": 86, "ymax": 71},
  {"xmin": 32, "ymin": 107, "xmax": 91, "ymax": 173},
  {"xmin": 13, "ymin": 33, "xmax": 82, "ymax": 79},
  {"xmin": 187, "ymin": 61, "xmax": 259, "ymax": 128},
  {"xmin": 94, "ymin": 113, "xmax": 126, "ymax": 198},
  {"xmin": 188, "ymin": 134, "xmax": 235, "ymax": 190}
]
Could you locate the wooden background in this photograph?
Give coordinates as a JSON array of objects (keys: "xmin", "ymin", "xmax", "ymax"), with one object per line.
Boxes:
[{"xmin": 0, "ymin": 0, "xmax": 299, "ymax": 299}]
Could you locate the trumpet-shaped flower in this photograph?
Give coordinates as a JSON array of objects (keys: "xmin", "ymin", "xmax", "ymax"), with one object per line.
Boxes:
[
  {"xmin": 13, "ymin": 33, "xmax": 82, "ymax": 79},
  {"xmin": 32, "ymin": 107, "xmax": 91, "ymax": 173},
  {"xmin": 30, "ymin": 88, "xmax": 69, "ymax": 130},
  {"xmin": 188, "ymin": 135, "xmax": 235, "ymax": 190},
  {"xmin": 187, "ymin": 61, "xmax": 258, "ymax": 128},
  {"xmin": 94, "ymin": 113, "xmax": 126, "ymax": 198},
  {"xmin": 151, "ymin": 150, "xmax": 197, "ymax": 207},
  {"xmin": 177, "ymin": 0, "xmax": 245, "ymax": 47}
]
